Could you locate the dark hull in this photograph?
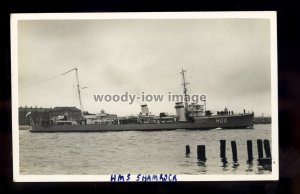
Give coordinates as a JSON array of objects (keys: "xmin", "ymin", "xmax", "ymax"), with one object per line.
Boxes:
[{"xmin": 30, "ymin": 113, "xmax": 254, "ymax": 132}]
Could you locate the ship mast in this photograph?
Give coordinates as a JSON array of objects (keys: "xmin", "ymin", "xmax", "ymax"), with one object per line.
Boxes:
[
  {"xmin": 180, "ymin": 68, "xmax": 189, "ymax": 112},
  {"xmin": 61, "ymin": 68, "xmax": 84, "ymax": 117}
]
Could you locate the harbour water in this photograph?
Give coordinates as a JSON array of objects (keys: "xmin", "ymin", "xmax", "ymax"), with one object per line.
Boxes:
[{"xmin": 19, "ymin": 124, "xmax": 272, "ymax": 175}]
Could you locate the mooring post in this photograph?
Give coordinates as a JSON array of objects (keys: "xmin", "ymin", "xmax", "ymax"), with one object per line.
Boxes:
[
  {"xmin": 220, "ymin": 140, "xmax": 227, "ymax": 164},
  {"xmin": 247, "ymin": 140, "xmax": 253, "ymax": 163},
  {"xmin": 197, "ymin": 145, "xmax": 206, "ymax": 162},
  {"xmin": 231, "ymin": 141, "xmax": 238, "ymax": 164},
  {"xmin": 257, "ymin": 139, "xmax": 264, "ymax": 159},
  {"xmin": 220, "ymin": 140, "xmax": 226, "ymax": 159},
  {"xmin": 263, "ymin": 139, "xmax": 271, "ymax": 158},
  {"xmin": 186, "ymin": 145, "xmax": 190, "ymax": 155}
]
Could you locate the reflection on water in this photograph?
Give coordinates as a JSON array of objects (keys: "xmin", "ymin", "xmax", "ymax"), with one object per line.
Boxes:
[
  {"xmin": 19, "ymin": 124, "xmax": 272, "ymax": 175},
  {"xmin": 197, "ymin": 160, "xmax": 206, "ymax": 167},
  {"xmin": 258, "ymin": 164, "xmax": 272, "ymax": 173},
  {"xmin": 232, "ymin": 162, "xmax": 239, "ymax": 168},
  {"xmin": 196, "ymin": 160, "xmax": 207, "ymax": 174},
  {"xmin": 231, "ymin": 162, "xmax": 239, "ymax": 173},
  {"xmin": 246, "ymin": 163, "xmax": 254, "ymax": 173},
  {"xmin": 222, "ymin": 164, "xmax": 229, "ymax": 172}
]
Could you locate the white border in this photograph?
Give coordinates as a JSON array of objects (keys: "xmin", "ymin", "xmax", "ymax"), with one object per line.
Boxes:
[{"xmin": 11, "ymin": 11, "xmax": 278, "ymax": 182}]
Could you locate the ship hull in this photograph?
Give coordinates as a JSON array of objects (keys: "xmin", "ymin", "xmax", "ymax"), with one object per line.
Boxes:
[{"xmin": 30, "ymin": 113, "xmax": 254, "ymax": 132}]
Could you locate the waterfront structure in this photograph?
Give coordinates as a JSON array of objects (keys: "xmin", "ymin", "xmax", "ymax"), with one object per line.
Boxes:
[
  {"xmin": 253, "ymin": 117, "xmax": 272, "ymax": 124},
  {"xmin": 19, "ymin": 106, "xmax": 52, "ymax": 125},
  {"xmin": 51, "ymin": 107, "xmax": 82, "ymax": 123},
  {"xmin": 19, "ymin": 106, "xmax": 82, "ymax": 125}
]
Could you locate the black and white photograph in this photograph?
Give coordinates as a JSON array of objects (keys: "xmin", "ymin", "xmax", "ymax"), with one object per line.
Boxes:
[{"xmin": 11, "ymin": 12, "xmax": 278, "ymax": 181}]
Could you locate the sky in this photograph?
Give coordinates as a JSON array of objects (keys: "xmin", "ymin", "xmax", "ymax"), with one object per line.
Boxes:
[{"xmin": 17, "ymin": 18, "xmax": 272, "ymax": 116}]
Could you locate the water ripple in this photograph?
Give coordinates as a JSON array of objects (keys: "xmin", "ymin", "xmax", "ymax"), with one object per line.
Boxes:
[{"xmin": 19, "ymin": 124, "xmax": 272, "ymax": 175}]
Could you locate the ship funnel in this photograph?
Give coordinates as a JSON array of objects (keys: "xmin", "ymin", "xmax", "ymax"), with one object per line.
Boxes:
[
  {"xmin": 175, "ymin": 102, "xmax": 187, "ymax": 122},
  {"xmin": 141, "ymin": 104, "xmax": 149, "ymax": 115}
]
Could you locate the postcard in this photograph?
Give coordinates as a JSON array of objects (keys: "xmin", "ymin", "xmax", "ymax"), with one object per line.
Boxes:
[{"xmin": 11, "ymin": 11, "xmax": 278, "ymax": 181}]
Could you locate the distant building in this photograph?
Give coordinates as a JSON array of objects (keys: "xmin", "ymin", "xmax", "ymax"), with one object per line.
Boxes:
[
  {"xmin": 19, "ymin": 106, "xmax": 52, "ymax": 125},
  {"xmin": 51, "ymin": 107, "xmax": 82, "ymax": 123},
  {"xmin": 19, "ymin": 106, "xmax": 82, "ymax": 125},
  {"xmin": 253, "ymin": 117, "xmax": 272, "ymax": 124}
]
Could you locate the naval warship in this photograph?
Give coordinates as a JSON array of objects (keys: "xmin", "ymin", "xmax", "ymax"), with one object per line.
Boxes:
[{"xmin": 30, "ymin": 68, "xmax": 254, "ymax": 132}]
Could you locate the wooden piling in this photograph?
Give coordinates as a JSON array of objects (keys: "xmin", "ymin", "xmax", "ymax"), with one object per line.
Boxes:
[
  {"xmin": 197, "ymin": 145, "xmax": 206, "ymax": 161},
  {"xmin": 257, "ymin": 139, "xmax": 264, "ymax": 159},
  {"xmin": 220, "ymin": 140, "xmax": 226, "ymax": 159},
  {"xmin": 247, "ymin": 140, "xmax": 253, "ymax": 162},
  {"xmin": 263, "ymin": 139, "xmax": 271, "ymax": 158},
  {"xmin": 231, "ymin": 141, "xmax": 238, "ymax": 163},
  {"xmin": 186, "ymin": 145, "xmax": 190, "ymax": 155}
]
